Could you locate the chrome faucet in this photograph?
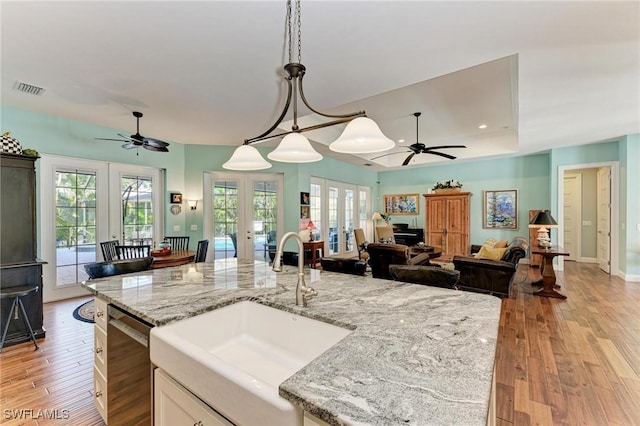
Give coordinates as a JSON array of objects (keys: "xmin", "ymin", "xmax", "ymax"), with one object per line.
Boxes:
[{"xmin": 272, "ymin": 231, "xmax": 317, "ymax": 307}]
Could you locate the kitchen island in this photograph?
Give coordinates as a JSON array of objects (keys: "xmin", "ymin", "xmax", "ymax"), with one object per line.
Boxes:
[{"xmin": 82, "ymin": 258, "xmax": 501, "ymax": 425}]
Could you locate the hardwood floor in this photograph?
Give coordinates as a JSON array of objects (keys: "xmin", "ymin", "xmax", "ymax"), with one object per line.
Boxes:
[
  {"xmin": 0, "ymin": 262, "xmax": 638, "ymax": 425},
  {"xmin": 0, "ymin": 295, "xmax": 104, "ymax": 425}
]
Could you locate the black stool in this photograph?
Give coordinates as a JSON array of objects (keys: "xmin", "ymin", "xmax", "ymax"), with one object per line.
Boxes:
[{"xmin": 0, "ymin": 285, "xmax": 40, "ymax": 353}]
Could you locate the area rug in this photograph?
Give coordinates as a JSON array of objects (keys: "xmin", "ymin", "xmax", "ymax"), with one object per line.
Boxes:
[{"xmin": 72, "ymin": 299, "xmax": 95, "ymax": 323}]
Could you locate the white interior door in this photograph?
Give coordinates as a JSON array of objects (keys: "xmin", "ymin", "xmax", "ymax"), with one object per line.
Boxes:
[
  {"xmin": 597, "ymin": 167, "xmax": 611, "ymax": 273},
  {"xmin": 563, "ymin": 173, "xmax": 581, "ymax": 261}
]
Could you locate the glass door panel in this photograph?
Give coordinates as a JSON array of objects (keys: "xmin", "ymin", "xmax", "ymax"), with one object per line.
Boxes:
[
  {"xmin": 206, "ymin": 173, "xmax": 283, "ymax": 261},
  {"xmin": 328, "ymin": 186, "xmax": 339, "ymax": 255},
  {"xmin": 211, "ymin": 179, "xmax": 240, "ymax": 260},
  {"xmin": 54, "ymin": 170, "xmax": 97, "ymax": 286}
]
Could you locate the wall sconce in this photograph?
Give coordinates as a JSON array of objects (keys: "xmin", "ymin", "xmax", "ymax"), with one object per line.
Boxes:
[{"xmin": 187, "ymin": 200, "xmax": 198, "ymax": 210}]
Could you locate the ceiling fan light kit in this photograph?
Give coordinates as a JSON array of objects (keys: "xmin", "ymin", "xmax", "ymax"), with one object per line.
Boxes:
[
  {"xmin": 95, "ymin": 111, "xmax": 170, "ymax": 154},
  {"xmin": 222, "ymin": 0, "xmax": 393, "ymax": 171}
]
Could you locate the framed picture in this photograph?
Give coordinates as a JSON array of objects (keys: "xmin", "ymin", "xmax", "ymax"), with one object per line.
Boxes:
[
  {"xmin": 484, "ymin": 190, "xmax": 518, "ymax": 229},
  {"xmin": 300, "ymin": 191, "xmax": 310, "ymax": 205},
  {"xmin": 300, "ymin": 205, "xmax": 310, "ymax": 219},
  {"xmin": 170, "ymin": 192, "xmax": 182, "ymax": 204},
  {"xmin": 383, "ymin": 193, "xmax": 419, "ymax": 215}
]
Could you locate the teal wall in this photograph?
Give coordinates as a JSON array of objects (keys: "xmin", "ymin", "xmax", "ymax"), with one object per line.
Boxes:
[
  {"xmin": 621, "ymin": 134, "xmax": 640, "ymax": 276},
  {"xmin": 2, "ymin": 105, "xmax": 638, "ymax": 277},
  {"xmin": 377, "ymin": 153, "xmax": 551, "ymax": 244}
]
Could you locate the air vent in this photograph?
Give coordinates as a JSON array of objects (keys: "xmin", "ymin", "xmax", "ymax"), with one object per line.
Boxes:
[{"xmin": 13, "ymin": 81, "xmax": 46, "ymax": 96}]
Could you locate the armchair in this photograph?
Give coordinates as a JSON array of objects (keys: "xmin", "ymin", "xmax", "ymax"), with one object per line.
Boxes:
[{"xmin": 452, "ymin": 237, "xmax": 528, "ymax": 297}]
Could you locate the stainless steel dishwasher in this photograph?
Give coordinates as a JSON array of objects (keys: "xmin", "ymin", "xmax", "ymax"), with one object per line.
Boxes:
[{"xmin": 107, "ymin": 304, "xmax": 153, "ymax": 425}]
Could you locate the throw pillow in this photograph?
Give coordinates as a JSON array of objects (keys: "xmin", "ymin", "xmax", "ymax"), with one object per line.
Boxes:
[
  {"xmin": 476, "ymin": 245, "xmax": 508, "ymax": 260},
  {"xmin": 482, "ymin": 238, "xmax": 498, "ymax": 248},
  {"xmin": 494, "ymin": 240, "xmax": 509, "ymax": 248}
]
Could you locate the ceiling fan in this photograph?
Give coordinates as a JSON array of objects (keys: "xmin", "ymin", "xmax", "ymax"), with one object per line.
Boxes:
[
  {"xmin": 95, "ymin": 111, "xmax": 170, "ymax": 153},
  {"xmin": 371, "ymin": 112, "xmax": 465, "ymax": 166}
]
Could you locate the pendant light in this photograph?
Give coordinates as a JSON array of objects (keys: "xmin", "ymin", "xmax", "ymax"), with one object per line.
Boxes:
[{"xmin": 223, "ymin": 0, "xmax": 393, "ymax": 171}]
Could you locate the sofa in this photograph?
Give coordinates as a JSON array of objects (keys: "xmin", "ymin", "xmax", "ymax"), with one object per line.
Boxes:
[
  {"xmin": 367, "ymin": 243, "xmax": 432, "ymax": 279},
  {"xmin": 452, "ymin": 237, "xmax": 528, "ymax": 297},
  {"xmin": 389, "ymin": 264, "xmax": 460, "ymax": 289},
  {"xmin": 320, "ymin": 258, "xmax": 367, "ymax": 276}
]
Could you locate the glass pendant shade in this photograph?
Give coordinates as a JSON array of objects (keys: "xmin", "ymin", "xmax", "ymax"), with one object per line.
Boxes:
[
  {"xmin": 267, "ymin": 133, "xmax": 323, "ymax": 163},
  {"xmin": 329, "ymin": 117, "xmax": 395, "ymax": 154},
  {"xmin": 222, "ymin": 145, "xmax": 272, "ymax": 170}
]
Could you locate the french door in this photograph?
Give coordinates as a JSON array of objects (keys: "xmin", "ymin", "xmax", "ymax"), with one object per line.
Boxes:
[
  {"xmin": 40, "ymin": 155, "xmax": 163, "ymax": 302},
  {"xmin": 204, "ymin": 172, "xmax": 284, "ymax": 261},
  {"xmin": 311, "ymin": 178, "xmax": 370, "ymax": 258}
]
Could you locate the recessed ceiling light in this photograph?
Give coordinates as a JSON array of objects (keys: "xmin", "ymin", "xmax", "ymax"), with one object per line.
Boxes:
[
  {"xmin": 478, "ymin": 124, "xmax": 488, "ymax": 129},
  {"xmin": 398, "ymin": 139, "xmax": 405, "ymax": 143}
]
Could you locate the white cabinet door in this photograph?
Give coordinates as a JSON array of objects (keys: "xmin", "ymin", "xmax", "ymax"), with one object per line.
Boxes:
[{"xmin": 154, "ymin": 368, "xmax": 232, "ymax": 426}]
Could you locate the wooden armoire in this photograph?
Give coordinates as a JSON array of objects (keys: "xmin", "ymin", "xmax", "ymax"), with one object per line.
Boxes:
[
  {"xmin": 423, "ymin": 192, "xmax": 472, "ymax": 257},
  {"xmin": 0, "ymin": 153, "xmax": 46, "ymax": 347}
]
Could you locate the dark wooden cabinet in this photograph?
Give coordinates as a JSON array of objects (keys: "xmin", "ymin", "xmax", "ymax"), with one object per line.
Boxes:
[{"xmin": 1, "ymin": 153, "xmax": 46, "ymax": 346}]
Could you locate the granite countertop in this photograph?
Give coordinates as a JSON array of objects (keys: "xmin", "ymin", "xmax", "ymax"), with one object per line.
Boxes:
[{"xmin": 82, "ymin": 258, "xmax": 501, "ymax": 425}]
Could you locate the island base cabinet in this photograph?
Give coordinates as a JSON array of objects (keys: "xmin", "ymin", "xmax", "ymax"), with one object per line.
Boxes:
[
  {"xmin": 304, "ymin": 411, "xmax": 331, "ymax": 426},
  {"xmin": 154, "ymin": 368, "xmax": 233, "ymax": 426}
]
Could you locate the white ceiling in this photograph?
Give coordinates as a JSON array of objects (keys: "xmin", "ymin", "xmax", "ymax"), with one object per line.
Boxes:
[{"xmin": 2, "ymin": 1, "xmax": 638, "ymax": 170}]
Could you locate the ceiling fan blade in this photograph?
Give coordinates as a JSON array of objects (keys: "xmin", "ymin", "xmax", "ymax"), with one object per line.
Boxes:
[
  {"xmin": 425, "ymin": 150, "xmax": 457, "ymax": 160},
  {"xmin": 425, "ymin": 145, "xmax": 466, "ymax": 150},
  {"xmin": 95, "ymin": 137, "xmax": 127, "ymax": 142},
  {"xmin": 402, "ymin": 153, "xmax": 416, "ymax": 166},
  {"xmin": 370, "ymin": 150, "xmax": 411, "ymax": 160},
  {"xmin": 122, "ymin": 142, "xmax": 139, "ymax": 150},
  {"xmin": 143, "ymin": 144, "xmax": 169, "ymax": 153},
  {"xmin": 144, "ymin": 137, "xmax": 170, "ymax": 148}
]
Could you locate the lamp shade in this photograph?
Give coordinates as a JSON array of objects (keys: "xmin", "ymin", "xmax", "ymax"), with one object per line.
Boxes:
[
  {"xmin": 222, "ymin": 145, "xmax": 272, "ymax": 170},
  {"xmin": 267, "ymin": 133, "xmax": 323, "ymax": 163},
  {"xmin": 329, "ymin": 117, "xmax": 395, "ymax": 154},
  {"xmin": 529, "ymin": 210, "xmax": 558, "ymax": 228},
  {"xmin": 306, "ymin": 220, "xmax": 316, "ymax": 230},
  {"xmin": 372, "ymin": 211, "xmax": 383, "ymax": 221}
]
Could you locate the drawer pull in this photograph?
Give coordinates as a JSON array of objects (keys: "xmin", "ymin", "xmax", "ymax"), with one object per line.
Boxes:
[
  {"xmin": 95, "ymin": 346, "xmax": 103, "ymax": 354},
  {"xmin": 96, "ymin": 311, "xmax": 104, "ymax": 318},
  {"xmin": 194, "ymin": 422, "xmax": 203, "ymax": 426},
  {"xmin": 95, "ymin": 391, "xmax": 103, "ymax": 398}
]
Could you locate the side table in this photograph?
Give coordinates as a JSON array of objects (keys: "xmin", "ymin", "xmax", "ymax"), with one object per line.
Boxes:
[
  {"xmin": 303, "ymin": 240, "xmax": 324, "ymax": 269},
  {"xmin": 531, "ymin": 246, "xmax": 569, "ymax": 299}
]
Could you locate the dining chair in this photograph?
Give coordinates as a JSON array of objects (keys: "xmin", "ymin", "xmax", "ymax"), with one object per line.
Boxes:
[
  {"xmin": 228, "ymin": 233, "xmax": 238, "ymax": 257},
  {"xmin": 100, "ymin": 240, "xmax": 119, "ymax": 262},
  {"xmin": 353, "ymin": 228, "xmax": 370, "ymax": 261},
  {"xmin": 195, "ymin": 239, "xmax": 209, "ymax": 263},
  {"xmin": 375, "ymin": 226, "xmax": 395, "ymax": 243},
  {"xmin": 164, "ymin": 236, "xmax": 190, "ymax": 251},
  {"xmin": 116, "ymin": 244, "xmax": 151, "ymax": 259}
]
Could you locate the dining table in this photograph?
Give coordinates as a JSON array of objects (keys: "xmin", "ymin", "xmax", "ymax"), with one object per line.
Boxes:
[{"xmin": 150, "ymin": 250, "xmax": 196, "ymax": 269}]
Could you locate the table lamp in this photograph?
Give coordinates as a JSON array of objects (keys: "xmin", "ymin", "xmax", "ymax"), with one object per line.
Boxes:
[
  {"xmin": 306, "ymin": 220, "xmax": 317, "ymax": 241},
  {"xmin": 529, "ymin": 210, "xmax": 558, "ymax": 247}
]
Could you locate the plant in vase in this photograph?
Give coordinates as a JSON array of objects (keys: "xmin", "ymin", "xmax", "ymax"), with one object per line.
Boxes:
[{"xmin": 432, "ymin": 179, "xmax": 463, "ymax": 194}]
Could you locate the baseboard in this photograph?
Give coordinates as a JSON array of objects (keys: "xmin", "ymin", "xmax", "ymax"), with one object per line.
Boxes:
[
  {"xmin": 622, "ymin": 272, "xmax": 640, "ymax": 282},
  {"xmin": 578, "ymin": 257, "xmax": 598, "ymax": 263}
]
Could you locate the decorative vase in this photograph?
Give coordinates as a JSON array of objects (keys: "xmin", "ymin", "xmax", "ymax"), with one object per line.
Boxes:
[{"xmin": 434, "ymin": 188, "xmax": 461, "ymax": 195}]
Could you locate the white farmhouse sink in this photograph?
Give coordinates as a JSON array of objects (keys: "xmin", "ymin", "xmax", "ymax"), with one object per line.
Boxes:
[{"xmin": 150, "ymin": 301, "xmax": 352, "ymax": 426}]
